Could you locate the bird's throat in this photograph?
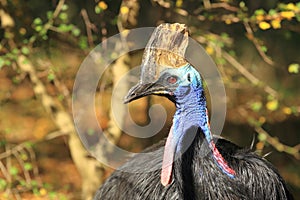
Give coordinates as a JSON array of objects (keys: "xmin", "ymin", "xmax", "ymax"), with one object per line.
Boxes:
[{"xmin": 161, "ymin": 85, "xmax": 235, "ymax": 186}]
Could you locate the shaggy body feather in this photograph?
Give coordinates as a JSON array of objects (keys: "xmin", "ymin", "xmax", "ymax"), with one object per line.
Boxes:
[
  {"xmin": 94, "ymin": 65, "xmax": 293, "ymax": 200},
  {"xmin": 95, "ymin": 136, "xmax": 292, "ymax": 199}
]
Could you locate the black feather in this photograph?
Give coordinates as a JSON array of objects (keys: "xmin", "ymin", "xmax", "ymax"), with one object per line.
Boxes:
[{"xmin": 94, "ymin": 127, "xmax": 293, "ymax": 200}]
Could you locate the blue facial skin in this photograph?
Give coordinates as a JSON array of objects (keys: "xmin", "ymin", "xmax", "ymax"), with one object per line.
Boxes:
[
  {"xmin": 162, "ymin": 65, "xmax": 212, "ymax": 149},
  {"xmin": 163, "ymin": 64, "xmax": 234, "ymax": 178}
]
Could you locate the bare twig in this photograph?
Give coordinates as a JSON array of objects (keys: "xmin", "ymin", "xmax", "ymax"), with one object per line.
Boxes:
[
  {"xmin": 203, "ymin": 0, "xmax": 211, "ymax": 9},
  {"xmin": 222, "ymin": 51, "xmax": 278, "ymax": 97},
  {"xmin": 45, "ymin": 130, "xmax": 69, "ymax": 140},
  {"xmin": 81, "ymin": 9, "xmax": 96, "ymax": 47},
  {"xmin": 243, "ymin": 22, "xmax": 274, "ymax": 65},
  {"xmin": 255, "ymin": 126, "xmax": 300, "ymax": 159},
  {"xmin": 12, "ymin": 150, "xmax": 31, "ymax": 185},
  {"xmin": 0, "ymin": 160, "xmax": 10, "ymax": 182},
  {"xmin": 52, "ymin": 0, "xmax": 65, "ymax": 19},
  {"xmin": 24, "ymin": 145, "xmax": 41, "ymax": 185},
  {"xmin": 0, "ymin": 143, "xmax": 27, "ymax": 160},
  {"xmin": 152, "ymin": 0, "xmax": 171, "ymax": 8}
]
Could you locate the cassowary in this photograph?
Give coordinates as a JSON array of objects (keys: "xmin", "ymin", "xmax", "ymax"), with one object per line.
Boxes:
[{"xmin": 94, "ymin": 23, "xmax": 293, "ymax": 200}]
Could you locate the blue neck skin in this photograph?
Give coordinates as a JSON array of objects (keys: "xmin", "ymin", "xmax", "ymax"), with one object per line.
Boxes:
[
  {"xmin": 171, "ymin": 72, "xmax": 235, "ymax": 178},
  {"xmin": 173, "ymin": 84, "xmax": 212, "ymax": 153}
]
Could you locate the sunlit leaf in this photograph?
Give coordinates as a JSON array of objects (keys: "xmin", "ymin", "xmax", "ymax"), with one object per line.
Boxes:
[
  {"xmin": 255, "ymin": 15, "xmax": 264, "ymax": 21},
  {"xmin": 120, "ymin": 6, "xmax": 129, "ymax": 15},
  {"xmin": 280, "ymin": 11, "xmax": 295, "ymax": 20},
  {"xmin": 40, "ymin": 188, "xmax": 48, "ymax": 196},
  {"xmin": 205, "ymin": 46, "xmax": 214, "ymax": 55},
  {"xmin": 271, "ymin": 19, "xmax": 281, "ymax": 29},
  {"xmin": 98, "ymin": 1, "xmax": 108, "ymax": 10},
  {"xmin": 266, "ymin": 99, "xmax": 279, "ymax": 111},
  {"xmin": 282, "ymin": 107, "xmax": 292, "ymax": 115},
  {"xmin": 288, "ymin": 63, "xmax": 299, "ymax": 74},
  {"xmin": 176, "ymin": 0, "xmax": 183, "ymax": 7},
  {"xmin": 258, "ymin": 21, "xmax": 271, "ymax": 30},
  {"xmin": 286, "ymin": 3, "xmax": 298, "ymax": 11}
]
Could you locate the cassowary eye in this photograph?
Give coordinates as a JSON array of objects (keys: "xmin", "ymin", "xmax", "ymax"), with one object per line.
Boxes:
[
  {"xmin": 187, "ymin": 73, "xmax": 191, "ymax": 82},
  {"xmin": 167, "ymin": 76, "xmax": 178, "ymax": 84}
]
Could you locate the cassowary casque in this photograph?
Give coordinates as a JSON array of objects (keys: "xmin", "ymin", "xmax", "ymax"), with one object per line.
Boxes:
[{"xmin": 94, "ymin": 23, "xmax": 294, "ymax": 200}]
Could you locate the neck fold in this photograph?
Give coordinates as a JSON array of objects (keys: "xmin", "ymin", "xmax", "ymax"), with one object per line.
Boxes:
[{"xmin": 173, "ymin": 84, "xmax": 235, "ymax": 177}]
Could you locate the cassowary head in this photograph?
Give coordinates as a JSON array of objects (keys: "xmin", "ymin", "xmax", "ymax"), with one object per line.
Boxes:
[
  {"xmin": 124, "ymin": 23, "xmax": 196, "ymax": 104},
  {"xmin": 124, "ymin": 23, "xmax": 235, "ymax": 186},
  {"xmin": 124, "ymin": 64, "xmax": 202, "ymax": 104}
]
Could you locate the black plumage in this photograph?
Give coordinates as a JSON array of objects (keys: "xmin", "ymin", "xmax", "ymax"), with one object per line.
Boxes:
[{"xmin": 94, "ymin": 129, "xmax": 293, "ymax": 200}]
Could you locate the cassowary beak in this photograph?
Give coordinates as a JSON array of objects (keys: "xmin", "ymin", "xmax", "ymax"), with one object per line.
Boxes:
[{"xmin": 124, "ymin": 82, "xmax": 170, "ymax": 104}]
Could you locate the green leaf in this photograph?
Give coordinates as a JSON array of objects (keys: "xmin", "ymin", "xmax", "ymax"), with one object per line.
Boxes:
[
  {"xmin": 33, "ymin": 17, "xmax": 42, "ymax": 25},
  {"xmin": 21, "ymin": 47, "xmax": 30, "ymax": 55},
  {"xmin": 19, "ymin": 180, "xmax": 27, "ymax": 186},
  {"xmin": 251, "ymin": 101, "xmax": 262, "ymax": 112},
  {"xmin": 58, "ymin": 24, "xmax": 73, "ymax": 32},
  {"xmin": 79, "ymin": 36, "xmax": 88, "ymax": 49},
  {"xmin": 12, "ymin": 48, "xmax": 19, "ymax": 54},
  {"xmin": 47, "ymin": 11, "xmax": 53, "ymax": 19},
  {"xmin": 268, "ymin": 9, "xmax": 277, "ymax": 16},
  {"xmin": 72, "ymin": 28, "xmax": 81, "ymax": 37},
  {"xmin": 59, "ymin": 13, "xmax": 68, "ymax": 21},
  {"xmin": 42, "ymin": 35, "xmax": 48, "ymax": 40},
  {"xmin": 254, "ymin": 9, "xmax": 266, "ymax": 15},
  {"xmin": 4, "ymin": 59, "xmax": 11, "ymax": 66},
  {"xmin": 95, "ymin": 6, "xmax": 102, "ymax": 14},
  {"xmin": 30, "ymin": 180, "xmax": 38, "ymax": 187},
  {"xmin": 0, "ymin": 178, "xmax": 7, "ymax": 190},
  {"xmin": 239, "ymin": 1, "xmax": 245, "ymax": 8},
  {"xmin": 9, "ymin": 166, "xmax": 19, "ymax": 176},
  {"xmin": 24, "ymin": 163, "xmax": 33, "ymax": 171},
  {"xmin": 25, "ymin": 141, "xmax": 34, "ymax": 148},
  {"xmin": 57, "ymin": 94, "xmax": 64, "ymax": 101},
  {"xmin": 260, "ymin": 45, "xmax": 268, "ymax": 52},
  {"xmin": 47, "ymin": 73, "xmax": 55, "ymax": 81},
  {"xmin": 61, "ymin": 4, "xmax": 69, "ymax": 11},
  {"xmin": 296, "ymin": 14, "xmax": 300, "ymax": 22},
  {"xmin": 258, "ymin": 133, "xmax": 267, "ymax": 141},
  {"xmin": 35, "ymin": 25, "xmax": 43, "ymax": 32}
]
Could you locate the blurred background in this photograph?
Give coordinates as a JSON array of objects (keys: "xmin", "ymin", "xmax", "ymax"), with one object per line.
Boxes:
[{"xmin": 0, "ymin": 0, "xmax": 299, "ymax": 199}]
